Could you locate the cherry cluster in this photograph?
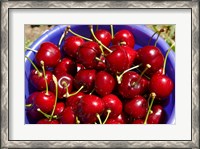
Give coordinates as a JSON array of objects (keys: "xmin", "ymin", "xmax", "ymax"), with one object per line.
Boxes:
[{"xmin": 25, "ymin": 25, "xmax": 174, "ymax": 124}]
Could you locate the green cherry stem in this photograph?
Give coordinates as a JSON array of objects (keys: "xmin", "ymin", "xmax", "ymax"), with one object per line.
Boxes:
[
  {"xmin": 96, "ymin": 113, "xmax": 102, "ymax": 124},
  {"xmin": 37, "ymin": 108, "xmax": 57, "ymax": 119},
  {"xmin": 58, "ymin": 26, "xmax": 69, "ymax": 49},
  {"xmin": 162, "ymin": 42, "xmax": 175, "ymax": 75},
  {"xmin": 144, "ymin": 92, "xmax": 156, "ymax": 124},
  {"xmin": 99, "ymin": 45, "xmax": 105, "ymax": 56},
  {"xmin": 25, "ymin": 104, "xmax": 32, "ymax": 107},
  {"xmin": 116, "ymin": 64, "xmax": 142, "ymax": 84},
  {"xmin": 154, "ymin": 29, "xmax": 165, "ymax": 46},
  {"xmin": 90, "ymin": 25, "xmax": 112, "ymax": 53},
  {"xmin": 103, "ymin": 109, "xmax": 111, "ymax": 124},
  {"xmin": 25, "ymin": 56, "xmax": 42, "ymax": 77},
  {"xmin": 110, "ymin": 25, "xmax": 114, "ymax": 39},
  {"xmin": 49, "ymin": 75, "xmax": 58, "ymax": 121},
  {"xmin": 40, "ymin": 61, "xmax": 48, "ymax": 95},
  {"xmin": 67, "ymin": 26, "xmax": 93, "ymax": 41},
  {"xmin": 76, "ymin": 116, "xmax": 80, "ymax": 124}
]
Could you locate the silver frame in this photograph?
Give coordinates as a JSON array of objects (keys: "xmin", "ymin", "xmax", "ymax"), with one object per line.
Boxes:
[{"xmin": 1, "ymin": 1, "xmax": 199, "ymax": 148}]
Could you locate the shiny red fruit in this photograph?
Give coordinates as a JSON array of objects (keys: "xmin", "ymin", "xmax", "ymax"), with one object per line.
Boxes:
[
  {"xmin": 94, "ymin": 29, "xmax": 112, "ymax": 47},
  {"xmin": 147, "ymin": 105, "xmax": 165, "ymax": 124},
  {"xmin": 60, "ymin": 107, "xmax": 76, "ymax": 124},
  {"xmin": 37, "ymin": 118, "xmax": 59, "ymax": 124}
]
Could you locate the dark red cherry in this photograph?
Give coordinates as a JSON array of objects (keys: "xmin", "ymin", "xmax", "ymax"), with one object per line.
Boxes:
[
  {"xmin": 96, "ymin": 55, "xmax": 106, "ymax": 71},
  {"xmin": 137, "ymin": 46, "xmax": 164, "ymax": 74},
  {"xmin": 95, "ymin": 71, "xmax": 116, "ymax": 97},
  {"xmin": 94, "ymin": 29, "xmax": 112, "ymax": 47},
  {"xmin": 54, "ymin": 58, "xmax": 77, "ymax": 76},
  {"xmin": 54, "ymin": 102, "xmax": 65, "ymax": 116},
  {"xmin": 112, "ymin": 30, "xmax": 135, "ymax": 48},
  {"xmin": 49, "ymin": 73, "xmax": 73, "ymax": 99},
  {"xmin": 74, "ymin": 69, "xmax": 96, "ymax": 93},
  {"xmin": 80, "ymin": 41, "xmax": 101, "ymax": 56},
  {"xmin": 34, "ymin": 91, "xmax": 55, "ymax": 113},
  {"xmin": 37, "ymin": 118, "xmax": 59, "ymax": 124},
  {"xmin": 118, "ymin": 71, "xmax": 148, "ymax": 99},
  {"xmin": 35, "ymin": 42, "xmax": 61, "ymax": 68},
  {"xmin": 132, "ymin": 119, "xmax": 144, "ymax": 124},
  {"xmin": 124, "ymin": 95, "xmax": 148, "ymax": 119},
  {"xmin": 105, "ymin": 119, "xmax": 121, "ymax": 124},
  {"xmin": 149, "ymin": 73, "xmax": 174, "ymax": 99},
  {"xmin": 63, "ymin": 36, "xmax": 84, "ymax": 58},
  {"xmin": 60, "ymin": 107, "xmax": 76, "ymax": 124},
  {"xmin": 26, "ymin": 92, "xmax": 39, "ymax": 110},
  {"xmin": 147, "ymin": 105, "xmax": 165, "ymax": 124},
  {"xmin": 77, "ymin": 95, "xmax": 105, "ymax": 124},
  {"xmin": 30, "ymin": 69, "xmax": 53, "ymax": 91},
  {"xmin": 102, "ymin": 94, "xmax": 122, "ymax": 118},
  {"xmin": 106, "ymin": 47, "xmax": 129, "ymax": 74},
  {"xmin": 26, "ymin": 107, "xmax": 44, "ymax": 124}
]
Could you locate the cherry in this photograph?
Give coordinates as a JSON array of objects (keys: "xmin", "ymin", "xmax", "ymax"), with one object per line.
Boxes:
[
  {"xmin": 132, "ymin": 119, "xmax": 144, "ymax": 124},
  {"xmin": 25, "ymin": 92, "xmax": 39, "ymax": 110},
  {"xmin": 54, "ymin": 58, "xmax": 77, "ymax": 76},
  {"xmin": 26, "ymin": 107, "xmax": 44, "ymax": 124},
  {"xmin": 60, "ymin": 107, "xmax": 76, "ymax": 124},
  {"xmin": 35, "ymin": 42, "xmax": 61, "ymax": 68},
  {"xmin": 118, "ymin": 71, "xmax": 149, "ymax": 99},
  {"xmin": 74, "ymin": 69, "xmax": 96, "ymax": 93},
  {"xmin": 105, "ymin": 119, "xmax": 121, "ymax": 124},
  {"xmin": 93, "ymin": 29, "xmax": 112, "ymax": 47},
  {"xmin": 147, "ymin": 105, "xmax": 165, "ymax": 124},
  {"xmin": 124, "ymin": 95, "xmax": 148, "ymax": 119},
  {"xmin": 37, "ymin": 118, "xmax": 59, "ymax": 124},
  {"xmin": 112, "ymin": 30, "xmax": 135, "ymax": 48},
  {"xmin": 63, "ymin": 36, "xmax": 84, "ymax": 58},
  {"xmin": 149, "ymin": 73, "xmax": 173, "ymax": 99},
  {"xmin": 80, "ymin": 41, "xmax": 102, "ymax": 56},
  {"xmin": 77, "ymin": 94, "xmax": 105, "ymax": 124},
  {"xmin": 94, "ymin": 71, "xmax": 116, "ymax": 97},
  {"xmin": 54, "ymin": 102, "xmax": 65, "ymax": 116}
]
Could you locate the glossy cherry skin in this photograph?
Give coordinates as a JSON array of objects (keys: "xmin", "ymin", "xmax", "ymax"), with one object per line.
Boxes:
[
  {"xmin": 112, "ymin": 30, "xmax": 135, "ymax": 48},
  {"xmin": 137, "ymin": 46, "xmax": 164, "ymax": 74},
  {"xmin": 54, "ymin": 58, "xmax": 77, "ymax": 76},
  {"xmin": 96, "ymin": 55, "xmax": 106, "ymax": 71},
  {"xmin": 149, "ymin": 74, "xmax": 174, "ymax": 99},
  {"xmin": 66, "ymin": 92, "xmax": 85, "ymax": 113},
  {"xmin": 106, "ymin": 47, "xmax": 129, "ymax": 74},
  {"xmin": 80, "ymin": 41, "xmax": 101, "ymax": 56},
  {"xmin": 54, "ymin": 102, "xmax": 65, "ymax": 116},
  {"xmin": 102, "ymin": 94, "xmax": 122, "ymax": 118},
  {"xmin": 63, "ymin": 36, "xmax": 84, "ymax": 58},
  {"xmin": 35, "ymin": 42, "xmax": 61, "ymax": 68},
  {"xmin": 77, "ymin": 95, "xmax": 105, "ymax": 124},
  {"xmin": 60, "ymin": 107, "xmax": 76, "ymax": 124},
  {"xmin": 30, "ymin": 69, "xmax": 53, "ymax": 91},
  {"xmin": 49, "ymin": 73, "xmax": 73, "ymax": 99},
  {"xmin": 124, "ymin": 95, "xmax": 148, "ymax": 119},
  {"xmin": 105, "ymin": 119, "xmax": 122, "ymax": 124},
  {"xmin": 37, "ymin": 118, "xmax": 59, "ymax": 124},
  {"xmin": 74, "ymin": 69, "xmax": 96, "ymax": 93},
  {"xmin": 132, "ymin": 119, "xmax": 144, "ymax": 124},
  {"xmin": 95, "ymin": 71, "xmax": 116, "ymax": 97},
  {"xmin": 94, "ymin": 29, "xmax": 112, "ymax": 47},
  {"xmin": 34, "ymin": 91, "xmax": 55, "ymax": 113},
  {"xmin": 76, "ymin": 46, "xmax": 98, "ymax": 69},
  {"xmin": 26, "ymin": 92, "xmax": 39, "ymax": 110},
  {"xmin": 26, "ymin": 107, "xmax": 44, "ymax": 124},
  {"xmin": 147, "ymin": 105, "xmax": 165, "ymax": 124},
  {"xmin": 118, "ymin": 71, "xmax": 149, "ymax": 99}
]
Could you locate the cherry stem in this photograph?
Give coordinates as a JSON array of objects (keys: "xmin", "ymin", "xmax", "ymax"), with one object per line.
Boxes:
[
  {"xmin": 25, "ymin": 56, "xmax": 42, "ymax": 77},
  {"xmin": 58, "ymin": 26, "xmax": 69, "ymax": 49},
  {"xmin": 162, "ymin": 42, "xmax": 175, "ymax": 75},
  {"xmin": 99, "ymin": 45, "xmax": 105, "ymax": 56},
  {"xmin": 37, "ymin": 108, "xmax": 57, "ymax": 119},
  {"xmin": 120, "ymin": 41, "xmax": 127, "ymax": 46},
  {"xmin": 95, "ymin": 57, "xmax": 104, "ymax": 62},
  {"xmin": 135, "ymin": 68, "xmax": 150, "ymax": 80},
  {"xmin": 40, "ymin": 61, "xmax": 48, "ymax": 95},
  {"xmin": 96, "ymin": 113, "xmax": 102, "ymax": 124},
  {"xmin": 116, "ymin": 64, "xmax": 142, "ymax": 84},
  {"xmin": 110, "ymin": 25, "xmax": 114, "ymax": 39},
  {"xmin": 89, "ymin": 25, "xmax": 112, "ymax": 53},
  {"xmin": 76, "ymin": 116, "xmax": 80, "ymax": 124},
  {"xmin": 103, "ymin": 109, "xmax": 111, "ymax": 124},
  {"xmin": 49, "ymin": 75, "xmax": 58, "ymax": 121},
  {"xmin": 25, "ymin": 47, "xmax": 38, "ymax": 53},
  {"xmin": 63, "ymin": 82, "xmax": 84, "ymax": 98},
  {"xmin": 154, "ymin": 29, "xmax": 165, "ymax": 46},
  {"xmin": 89, "ymin": 88, "xmax": 95, "ymax": 95},
  {"xmin": 131, "ymin": 64, "xmax": 151, "ymax": 87},
  {"xmin": 67, "ymin": 25, "xmax": 93, "ymax": 41},
  {"xmin": 25, "ymin": 104, "xmax": 32, "ymax": 107},
  {"xmin": 144, "ymin": 92, "xmax": 156, "ymax": 124}
]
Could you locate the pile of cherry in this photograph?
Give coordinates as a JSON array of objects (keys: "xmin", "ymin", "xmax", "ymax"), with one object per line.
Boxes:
[{"xmin": 25, "ymin": 25, "xmax": 174, "ymax": 124}]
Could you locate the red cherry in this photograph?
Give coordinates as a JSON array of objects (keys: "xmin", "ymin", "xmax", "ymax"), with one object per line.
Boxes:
[
  {"xmin": 102, "ymin": 94, "xmax": 122, "ymax": 118},
  {"xmin": 137, "ymin": 46, "xmax": 164, "ymax": 74},
  {"xmin": 147, "ymin": 105, "xmax": 165, "ymax": 124},
  {"xmin": 30, "ymin": 69, "xmax": 53, "ymax": 91},
  {"xmin": 26, "ymin": 107, "xmax": 44, "ymax": 124},
  {"xmin": 149, "ymin": 73, "xmax": 174, "ymax": 99},
  {"xmin": 54, "ymin": 58, "xmax": 77, "ymax": 76},
  {"xmin": 25, "ymin": 92, "xmax": 39, "ymax": 110},
  {"xmin": 124, "ymin": 95, "xmax": 148, "ymax": 119},
  {"xmin": 132, "ymin": 119, "xmax": 144, "ymax": 124},
  {"xmin": 35, "ymin": 42, "xmax": 61, "ymax": 68},
  {"xmin": 74, "ymin": 69, "xmax": 96, "ymax": 93},
  {"xmin": 80, "ymin": 41, "xmax": 101, "ymax": 56},
  {"xmin": 34, "ymin": 91, "xmax": 55, "ymax": 113},
  {"xmin": 95, "ymin": 71, "xmax": 116, "ymax": 97},
  {"xmin": 63, "ymin": 36, "xmax": 84, "ymax": 58},
  {"xmin": 37, "ymin": 118, "xmax": 59, "ymax": 124},
  {"xmin": 60, "ymin": 107, "xmax": 76, "ymax": 124},
  {"xmin": 94, "ymin": 29, "xmax": 112, "ymax": 47},
  {"xmin": 54, "ymin": 102, "xmax": 65, "ymax": 116},
  {"xmin": 77, "ymin": 95, "xmax": 105, "ymax": 124},
  {"xmin": 105, "ymin": 119, "xmax": 121, "ymax": 124},
  {"xmin": 112, "ymin": 30, "xmax": 135, "ymax": 48}
]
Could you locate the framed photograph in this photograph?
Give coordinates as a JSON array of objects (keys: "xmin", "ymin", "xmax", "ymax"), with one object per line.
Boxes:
[{"xmin": 1, "ymin": 1, "xmax": 199, "ymax": 148}]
